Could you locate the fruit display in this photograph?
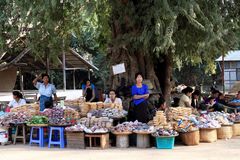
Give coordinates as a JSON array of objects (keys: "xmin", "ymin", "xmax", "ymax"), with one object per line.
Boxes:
[
  {"xmin": 168, "ymin": 107, "xmax": 192, "ymax": 121},
  {"xmin": 228, "ymin": 113, "xmax": 240, "ymax": 122},
  {"xmin": 83, "ymin": 125, "xmax": 109, "ymax": 134},
  {"xmin": 9, "ymin": 111, "xmax": 32, "ymax": 124},
  {"xmin": 111, "ymin": 121, "xmax": 153, "ymax": 133},
  {"xmin": 64, "ymin": 107, "xmax": 80, "ymax": 119},
  {"xmin": 0, "ymin": 113, "xmax": 13, "ymax": 127},
  {"xmin": 65, "ymin": 124, "xmax": 85, "ymax": 132},
  {"xmin": 153, "ymin": 111, "xmax": 167, "ymax": 126},
  {"xmin": 208, "ymin": 112, "xmax": 233, "ymax": 125},
  {"xmin": 48, "ymin": 107, "xmax": 71, "ymax": 126},
  {"xmin": 197, "ymin": 114, "xmax": 221, "ymax": 128},
  {"xmin": 88, "ymin": 108, "xmax": 127, "ymax": 119},
  {"xmin": 176, "ymin": 119, "xmax": 199, "ymax": 133},
  {"xmin": 152, "ymin": 128, "xmax": 178, "ymax": 137},
  {"xmin": 133, "ymin": 122, "xmax": 154, "ymax": 133},
  {"xmin": 78, "ymin": 116, "xmax": 113, "ymax": 129},
  {"xmin": 0, "ymin": 111, "xmax": 32, "ymax": 126},
  {"xmin": 64, "ymin": 98, "xmax": 85, "ymax": 107},
  {"xmin": 10, "ymin": 103, "xmax": 40, "ymax": 115},
  {"xmin": 38, "ymin": 109, "xmax": 53, "ymax": 118}
]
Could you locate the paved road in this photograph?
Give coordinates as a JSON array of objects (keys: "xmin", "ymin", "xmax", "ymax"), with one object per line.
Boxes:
[{"xmin": 0, "ymin": 137, "xmax": 239, "ymax": 160}]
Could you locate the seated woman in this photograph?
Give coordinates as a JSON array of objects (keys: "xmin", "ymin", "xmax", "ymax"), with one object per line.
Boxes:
[
  {"xmin": 104, "ymin": 89, "xmax": 122, "ymax": 107},
  {"xmin": 179, "ymin": 86, "xmax": 193, "ymax": 108},
  {"xmin": 8, "ymin": 91, "xmax": 26, "ymax": 108}
]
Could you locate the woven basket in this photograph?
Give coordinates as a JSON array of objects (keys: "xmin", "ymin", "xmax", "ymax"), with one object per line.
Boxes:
[
  {"xmin": 27, "ymin": 124, "xmax": 48, "ymax": 127},
  {"xmin": 217, "ymin": 125, "xmax": 233, "ymax": 139},
  {"xmin": 232, "ymin": 123, "xmax": 240, "ymax": 136},
  {"xmin": 112, "ymin": 131, "xmax": 132, "ymax": 135},
  {"xmin": 179, "ymin": 130, "xmax": 200, "ymax": 146},
  {"xmin": 200, "ymin": 128, "xmax": 218, "ymax": 143}
]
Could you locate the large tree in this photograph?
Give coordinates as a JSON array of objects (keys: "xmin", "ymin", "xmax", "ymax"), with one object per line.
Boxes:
[{"xmin": 1, "ymin": 0, "xmax": 240, "ymax": 100}]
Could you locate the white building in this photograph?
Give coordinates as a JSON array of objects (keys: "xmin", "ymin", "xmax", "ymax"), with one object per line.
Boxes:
[{"xmin": 216, "ymin": 50, "xmax": 240, "ymax": 91}]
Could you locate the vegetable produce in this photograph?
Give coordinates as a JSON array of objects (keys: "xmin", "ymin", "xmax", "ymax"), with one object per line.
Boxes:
[{"xmin": 28, "ymin": 116, "xmax": 48, "ymax": 124}]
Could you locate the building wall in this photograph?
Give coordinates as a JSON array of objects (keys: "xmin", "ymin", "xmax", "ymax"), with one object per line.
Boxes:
[
  {"xmin": 224, "ymin": 61, "xmax": 240, "ymax": 91},
  {"xmin": 0, "ymin": 67, "xmax": 17, "ymax": 92}
]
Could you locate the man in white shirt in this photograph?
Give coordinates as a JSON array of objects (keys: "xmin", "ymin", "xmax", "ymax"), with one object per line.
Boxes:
[{"xmin": 104, "ymin": 90, "xmax": 122, "ymax": 106}]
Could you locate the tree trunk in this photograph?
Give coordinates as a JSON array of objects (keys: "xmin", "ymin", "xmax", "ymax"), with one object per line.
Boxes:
[
  {"xmin": 155, "ymin": 51, "xmax": 173, "ymax": 104},
  {"xmin": 108, "ymin": 1, "xmax": 161, "ymax": 90},
  {"xmin": 162, "ymin": 52, "xmax": 173, "ymax": 105}
]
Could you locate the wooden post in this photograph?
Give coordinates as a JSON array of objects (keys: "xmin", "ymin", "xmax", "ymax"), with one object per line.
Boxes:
[
  {"xmin": 62, "ymin": 43, "xmax": 66, "ymax": 91},
  {"xmin": 88, "ymin": 68, "xmax": 90, "ymax": 80},
  {"xmin": 221, "ymin": 52, "xmax": 225, "ymax": 93},
  {"xmin": 73, "ymin": 69, "xmax": 76, "ymax": 90},
  {"xmin": 19, "ymin": 69, "xmax": 24, "ymax": 92}
]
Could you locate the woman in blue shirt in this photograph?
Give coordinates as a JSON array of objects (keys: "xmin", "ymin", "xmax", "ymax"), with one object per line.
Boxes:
[
  {"xmin": 131, "ymin": 72, "xmax": 150, "ymax": 123},
  {"xmin": 33, "ymin": 73, "xmax": 57, "ymax": 111}
]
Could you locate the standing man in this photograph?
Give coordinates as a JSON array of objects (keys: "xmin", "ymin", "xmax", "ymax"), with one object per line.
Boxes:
[{"xmin": 33, "ymin": 73, "xmax": 57, "ymax": 111}]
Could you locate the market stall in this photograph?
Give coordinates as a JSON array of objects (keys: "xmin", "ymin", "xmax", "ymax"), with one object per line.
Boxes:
[{"xmin": 0, "ymin": 100, "xmax": 240, "ymax": 149}]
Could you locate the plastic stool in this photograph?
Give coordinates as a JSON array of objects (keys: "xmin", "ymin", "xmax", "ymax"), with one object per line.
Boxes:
[
  {"xmin": 29, "ymin": 127, "xmax": 48, "ymax": 147},
  {"xmin": 48, "ymin": 127, "xmax": 65, "ymax": 148}
]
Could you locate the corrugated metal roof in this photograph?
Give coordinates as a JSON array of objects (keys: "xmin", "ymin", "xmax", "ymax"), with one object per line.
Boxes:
[{"xmin": 216, "ymin": 50, "xmax": 240, "ymax": 61}]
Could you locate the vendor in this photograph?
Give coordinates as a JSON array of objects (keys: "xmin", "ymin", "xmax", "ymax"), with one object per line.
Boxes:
[
  {"xmin": 191, "ymin": 90, "xmax": 200, "ymax": 109},
  {"xmin": 104, "ymin": 89, "xmax": 122, "ymax": 107},
  {"xmin": 228, "ymin": 91, "xmax": 240, "ymax": 111},
  {"xmin": 179, "ymin": 86, "xmax": 193, "ymax": 108},
  {"xmin": 33, "ymin": 73, "xmax": 57, "ymax": 111},
  {"xmin": 82, "ymin": 79, "xmax": 96, "ymax": 102},
  {"xmin": 131, "ymin": 72, "xmax": 150, "ymax": 123},
  {"xmin": 8, "ymin": 91, "xmax": 26, "ymax": 108}
]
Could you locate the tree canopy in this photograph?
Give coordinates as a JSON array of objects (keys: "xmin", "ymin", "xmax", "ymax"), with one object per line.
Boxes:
[{"xmin": 0, "ymin": 0, "xmax": 240, "ymax": 95}]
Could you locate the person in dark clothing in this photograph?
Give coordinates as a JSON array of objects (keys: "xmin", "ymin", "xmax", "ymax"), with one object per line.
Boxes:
[
  {"xmin": 131, "ymin": 72, "xmax": 150, "ymax": 123},
  {"xmin": 191, "ymin": 90, "xmax": 201, "ymax": 109},
  {"xmin": 82, "ymin": 79, "xmax": 96, "ymax": 102},
  {"xmin": 218, "ymin": 93, "xmax": 227, "ymax": 106}
]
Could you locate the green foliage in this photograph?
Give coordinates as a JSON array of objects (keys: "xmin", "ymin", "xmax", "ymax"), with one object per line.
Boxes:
[{"xmin": 109, "ymin": 0, "xmax": 240, "ymax": 73}]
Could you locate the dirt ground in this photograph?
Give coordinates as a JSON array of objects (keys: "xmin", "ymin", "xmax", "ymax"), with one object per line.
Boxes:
[{"xmin": 0, "ymin": 137, "xmax": 239, "ymax": 160}]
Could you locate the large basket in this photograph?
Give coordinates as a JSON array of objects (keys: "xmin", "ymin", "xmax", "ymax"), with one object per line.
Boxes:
[
  {"xmin": 27, "ymin": 124, "xmax": 48, "ymax": 127},
  {"xmin": 200, "ymin": 128, "xmax": 218, "ymax": 143},
  {"xmin": 232, "ymin": 122, "xmax": 240, "ymax": 136},
  {"xmin": 217, "ymin": 125, "xmax": 233, "ymax": 139},
  {"xmin": 179, "ymin": 130, "xmax": 200, "ymax": 146},
  {"xmin": 112, "ymin": 131, "xmax": 132, "ymax": 135}
]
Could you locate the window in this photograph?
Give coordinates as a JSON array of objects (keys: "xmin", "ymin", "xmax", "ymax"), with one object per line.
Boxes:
[
  {"xmin": 237, "ymin": 69, "xmax": 240, "ymax": 80},
  {"xmin": 230, "ymin": 62, "xmax": 237, "ymax": 69},
  {"xmin": 237, "ymin": 62, "xmax": 240, "ymax": 68},
  {"xmin": 224, "ymin": 62, "xmax": 230, "ymax": 69}
]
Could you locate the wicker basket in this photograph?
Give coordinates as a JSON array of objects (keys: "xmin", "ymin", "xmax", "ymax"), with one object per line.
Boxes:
[
  {"xmin": 112, "ymin": 131, "xmax": 132, "ymax": 135},
  {"xmin": 232, "ymin": 122, "xmax": 240, "ymax": 136},
  {"xmin": 10, "ymin": 103, "xmax": 40, "ymax": 115},
  {"xmin": 217, "ymin": 125, "xmax": 233, "ymax": 139},
  {"xmin": 179, "ymin": 130, "xmax": 200, "ymax": 146},
  {"xmin": 27, "ymin": 124, "xmax": 48, "ymax": 127},
  {"xmin": 200, "ymin": 128, "xmax": 218, "ymax": 143}
]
